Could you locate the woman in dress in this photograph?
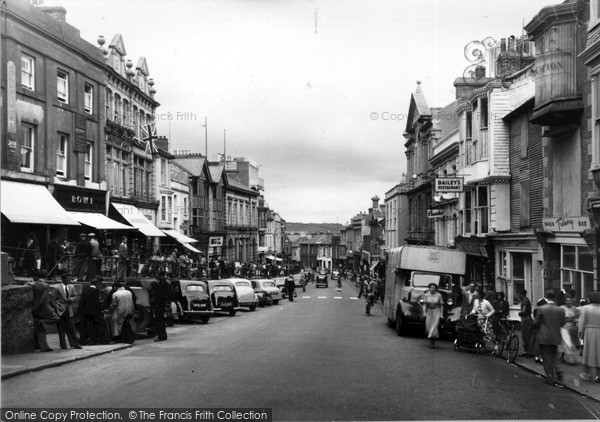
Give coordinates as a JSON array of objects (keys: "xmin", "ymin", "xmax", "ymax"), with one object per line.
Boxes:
[
  {"xmin": 424, "ymin": 283, "xmax": 444, "ymax": 349},
  {"xmin": 470, "ymin": 291, "xmax": 496, "ymax": 349},
  {"xmin": 579, "ymin": 292, "xmax": 600, "ymax": 382},
  {"xmin": 560, "ymin": 294, "xmax": 579, "ymax": 365}
]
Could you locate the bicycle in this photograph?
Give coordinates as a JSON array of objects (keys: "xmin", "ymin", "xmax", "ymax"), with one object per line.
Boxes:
[{"xmin": 495, "ymin": 318, "xmax": 520, "ymax": 363}]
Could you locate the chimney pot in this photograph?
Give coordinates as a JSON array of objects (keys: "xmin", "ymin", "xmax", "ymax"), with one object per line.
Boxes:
[{"xmin": 500, "ymin": 38, "xmax": 506, "ymax": 52}]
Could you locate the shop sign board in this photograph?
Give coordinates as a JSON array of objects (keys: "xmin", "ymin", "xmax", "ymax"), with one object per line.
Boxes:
[
  {"xmin": 434, "ymin": 177, "xmax": 464, "ymax": 193},
  {"xmin": 542, "ymin": 217, "xmax": 590, "ymax": 233}
]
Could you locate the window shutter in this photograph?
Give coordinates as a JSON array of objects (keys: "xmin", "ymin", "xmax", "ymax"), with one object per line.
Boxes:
[{"xmin": 521, "ymin": 116, "xmax": 528, "ymax": 158}]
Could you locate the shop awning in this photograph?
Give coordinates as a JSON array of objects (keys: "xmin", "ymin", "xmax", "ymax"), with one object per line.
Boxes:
[
  {"xmin": 275, "ymin": 257, "xmax": 283, "ymax": 262},
  {"xmin": 112, "ymin": 203, "xmax": 165, "ymax": 237},
  {"xmin": 370, "ymin": 260, "xmax": 380, "ymax": 271},
  {"xmin": 266, "ymin": 255, "xmax": 276, "ymax": 260},
  {"xmin": 1, "ymin": 180, "xmax": 80, "ymax": 225},
  {"xmin": 162, "ymin": 229, "xmax": 198, "ymax": 243},
  {"xmin": 257, "ymin": 246, "xmax": 269, "ymax": 253},
  {"xmin": 68, "ymin": 212, "xmax": 135, "ymax": 230},
  {"xmin": 182, "ymin": 243, "xmax": 202, "ymax": 253}
]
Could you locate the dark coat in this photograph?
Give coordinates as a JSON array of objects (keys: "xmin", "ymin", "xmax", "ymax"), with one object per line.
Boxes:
[
  {"xmin": 78, "ymin": 285, "xmax": 103, "ymax": 318},
  {"xmin": 32, "ymin": 281, "xmax": 59, "ymax": 322},
  {"xmin": 535, "ymin": 302, "xmax": 566, "ymax": 346},
  {"xmin": 150, "ymin": 279, "xmax": 172, "ymax": 309}
]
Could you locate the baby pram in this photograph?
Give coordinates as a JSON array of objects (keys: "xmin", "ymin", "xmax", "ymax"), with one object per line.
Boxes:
[{"xmin": 453, "ymin": 316, "xmax": 485, "ymax": 354}]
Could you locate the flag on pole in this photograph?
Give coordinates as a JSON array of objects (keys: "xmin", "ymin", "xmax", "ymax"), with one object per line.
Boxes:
[{"xmin": 141, "ymin": 122, "xmax": 158, "ymax": 155}]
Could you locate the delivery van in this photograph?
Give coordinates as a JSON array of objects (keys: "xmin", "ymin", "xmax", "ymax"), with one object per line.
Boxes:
[{"xmin": 383, "ymin": 245, "xmax": 467, "ymax": 337}]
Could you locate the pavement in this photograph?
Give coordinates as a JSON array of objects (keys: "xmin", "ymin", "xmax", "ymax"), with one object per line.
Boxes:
[{"xmin": 2, "ymin": 277, "xmax": 600, "ymax": 420}]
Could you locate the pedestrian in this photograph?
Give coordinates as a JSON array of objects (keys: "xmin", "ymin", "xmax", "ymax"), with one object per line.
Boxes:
[
  {"xmin": 150, "ymin": 275, "xmax": 171, "ymax": 342},
  {"xmin": 470, "ymin": 291, "xmax": 496, "ymax": 350},
  {"xmin": 46, "ymin": 234, "xmax": 61, "ymax": 278},
  {"xmin": 22, "ymin": 233, "xmax": 41, "ymax": 276},
  {"xmin": 30, "ymin": 270, "xmax": 59, "ymax": 352},
  {"xmin": 78, "ymin": 275, "xmax": 108, "ymax": 345},
  {"xmin": 579, "ymin": 292, "xmax": 600, "ymax": 383},
  {"xmin": 518, "ymin": 289, "xmax": 534, "ymax": 358},
  {"xmin": 530, "ymin": 298, "xmax": 547, "ymax": 364},
  {"xmin": 87, "ymin": 233, "xmax": 101, "ymax": 280},
  {"xmin": 559, "ymin": 294, "xmax": 579, "ymax": 365},
  {"xmin": 424, "ymin": 283, "xmax": 443, "ymax": 349},
  {"xmin": 108, "ymin": 281, "xmax": 135, "ymax": 343},
  {"xmin": 357, "ymin": 276, "xmax": 365, "ymax": 299},
  {"xmin": 492, "ymin": 292, "xmax": 510, "ymax": 340},
  {"xmin": 53, "ymin": 274, "xmax": 82, "ymax": 349},
  {"xmin": 71, "ymin": 233, "xmax": 91, "ymax": 281},
  {"xmin": 116, "ymin": 236, "xmax": 129, "ymax": 282},
  {"xmin": 534, "ymin": 291, "xmax": 566, "ymax": 386},
  {"xmin": 364, "ymin": 277, "xmax": 375, "ymax": 315},
  {"xmin": 461, "ymin": 283, "xmax": 478, "ymax": 318},
  {"xmin": 285, "ymin": 276, "xmax": 295, "ymax": 302}
]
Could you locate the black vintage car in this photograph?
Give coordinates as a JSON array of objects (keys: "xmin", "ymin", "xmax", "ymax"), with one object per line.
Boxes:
[
  {"xmin": 207, "ymin": 280, "xmax": 238, "ymax": 316},
  {"xmin": 170, "ymin": 280, "xmax": 213, "ymax": 324}
]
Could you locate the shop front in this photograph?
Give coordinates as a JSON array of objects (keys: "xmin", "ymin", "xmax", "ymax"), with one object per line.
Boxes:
[
  {"xmin": 0, "ymin": 180, "xmax": 80, "ymax": 276},
  {"xmin": 54, "ymin": 184, "xmax": 134, "ymax": 255},
  {"xmin": 537, "ymin": 216, "xmax": 597, "ymax": 302},
  {"xmin": 454, "ymin": 235, "xmax": 495, "ymax": 289},
  {"xmin": 493, "ymin": 234, "xmax": 543, "ymax": 318}
]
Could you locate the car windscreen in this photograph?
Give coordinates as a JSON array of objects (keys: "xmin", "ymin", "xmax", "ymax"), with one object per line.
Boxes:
[
  {"xmin": 235, "ymin": 282, "xmax": 251, "ymax": 287},
  {"xmin": 263, "ymin": 282, "xmax": 276, "ymax": 288},
  {"xmin": 213, "ymin": 285, "xmax": 233, "ymax": 292},
  {"xmin": 186, "ymin": 285, "xmax": 205, "ymax": 293},
  {"xmin": 412, "ymin": 273, "xmax": 441, "ymax": 288}
]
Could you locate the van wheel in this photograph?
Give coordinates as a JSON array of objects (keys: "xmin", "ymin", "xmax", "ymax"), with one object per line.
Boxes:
[
  {"xmin": 166, "ymin": 316, "xmax": 175, "ymax": 327},
  {"xmin": 387, "ymin": 318, "xmax": 395, "ymax": 328},
  {"xmin": 396, "ymin": 311, "xmax": 406, "ymax": 336},
  {"xmin": 273, "ymin": 300, "xmax": 279, "ymax": 305},
  {"xmin": 199, "ymin": 316, "xmax": 210, "ymax": 324},
  {"xmin": 249, "ymin": 305, "xmax": 257, "ymax": 312},
  {"xmin": 229, "ymin": 310, "xmax": 237, "ymax": 317}
]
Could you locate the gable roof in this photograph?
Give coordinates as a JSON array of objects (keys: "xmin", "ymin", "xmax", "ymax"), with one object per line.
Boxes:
[
  {"xmin": 405, "ymin": 81, "xmax": 431, "ymax": 133},
  {"xmin": 209, "ymin": 164, "xmax": 224, "ymax": 183},
  {"xmin": 437, "ymin": 99, "xmax": 460, "ymax": 141},
  {"xmin": 136, "ymin": 57, "xmax": 149, "ymax": 76},
  {"xmin": 108, "ymin": 34, "xmax": 126, "ymax": 56},
  {"xmin": 173, "ymin": 156, "xmax": 206, "ymax": 177}
]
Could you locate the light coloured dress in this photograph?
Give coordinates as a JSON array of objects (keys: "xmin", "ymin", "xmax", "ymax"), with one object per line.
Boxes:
[
  {"xmin": 579, "ymin": 304, "xmax": 600, "ymax": 368},
  {"xmin": 424, "ymin": 292, "xmax": 443, "ymax": 339},
  {"xmin": 560, "ymin": 304, "xmax": 579, "ymax": 363},
  {"xmin": 472, "ymin": 298, "xmax": 496, "ymax": 343}
]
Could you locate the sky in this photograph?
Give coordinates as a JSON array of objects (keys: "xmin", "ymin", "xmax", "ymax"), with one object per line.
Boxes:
[{"xmin": 45, "ymin": 0, "xmax": 559, "ymax": 224}]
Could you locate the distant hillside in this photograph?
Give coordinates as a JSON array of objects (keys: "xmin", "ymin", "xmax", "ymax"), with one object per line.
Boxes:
[{"xmin": 286, "ymin": 222, "xmax": 345, "ymax": 235}]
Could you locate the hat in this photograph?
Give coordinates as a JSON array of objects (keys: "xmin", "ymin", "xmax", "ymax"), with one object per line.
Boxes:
[
  {"xmin": 79, "ymin": 233, "xmax": 87, "ymax": 237},
  {"xmin": 121, "ymin": 236, "xmax": 128, "ymax": 241},
  {"xmin": 88, "ymin": 233, "xmax": 96, "ymax": 237}
]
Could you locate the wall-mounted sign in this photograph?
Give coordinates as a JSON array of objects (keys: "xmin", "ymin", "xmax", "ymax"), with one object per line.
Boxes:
[
  {"xmin": 54, "ymin": 184, "xmax": 106, "ymax": 212},
  {"xmin": 427, "ymin": 209, "xmax": 446, "ymax": 218},
  {"xmin": 434, "ymin": 177, "xmax": 464, "ymax": 193},
  {"xmin": 209, "ymin": 236, "xmax": 223, "ymax": 247},
  {"xmin": 542, "ymin": 217, "xmax": 590, "ymax": 233}
]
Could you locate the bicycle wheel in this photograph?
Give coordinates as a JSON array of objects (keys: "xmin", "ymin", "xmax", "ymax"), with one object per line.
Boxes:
[
  {"xmin": 506, "ymin": 333, "xmax": 519, "ymax": 363},
  {"xmin": 496, "ymin": 332, "xmax": 507, "ymax": 357}
]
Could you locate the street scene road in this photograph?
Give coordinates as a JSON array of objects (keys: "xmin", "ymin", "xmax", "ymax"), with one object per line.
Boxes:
[{"xmin": 3, "ymin": 278, "xmax": 600, "ymax": 421}]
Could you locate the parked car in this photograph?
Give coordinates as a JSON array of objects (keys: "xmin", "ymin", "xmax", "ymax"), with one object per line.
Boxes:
[
  {"xmin": 293, "ymin": 274, "xmax": 305, "ymax": 289},
  {"xmin": 170, "ymin": 279, "xmax": 213, "ymax": 324},
  {"xmin": 331, "ymin": 270, "xmax": 340, "ymax": 281},
  {"xmin": 251, "ymin": 279, "xmax": 281, "ymax": 306},
  {"xmin": 207, "ymin": 280, "xmax": 238, "ymax": 316},
  {"xmin": 226, "ymin": 278, "xmax": 258, "ymax": 311},
  {"xmin": 316, "ymin": 273, "xmax": 328, "ymax": 288}
]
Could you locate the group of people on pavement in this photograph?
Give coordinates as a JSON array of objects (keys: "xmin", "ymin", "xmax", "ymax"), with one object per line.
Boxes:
[
  {"xmin": 29, "ymin": 268, "xmax": 175, "ymax": 353},
  {"xmin": 422, "ymin": 281, "xmax": 600, "ymax": 387}
]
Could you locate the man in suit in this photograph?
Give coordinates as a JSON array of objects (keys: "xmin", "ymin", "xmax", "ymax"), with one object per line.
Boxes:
[
  {"xmin": 535, "ymin": 291, "xmax": 566, "ymax": 386},
  {"xmin": 30, "ymin": 270, "xmax": 60, "ymax": 352},
  {"xmin": 72, "ymin": 233, "xmax": 91, "ymax": 281},
  {"xmin": 518, "ymin": 289, "xmax": 534, "ymax": 357},
  {"xmin": 53, "ymin": 274, "xmax": 82, "ymax": 349},
  {"xmin": 87, "ymin": 233, "xmax": 101, "ymax": 280},
  {"xmin": 78, "ymin": 275, "xmax": 107, "ymax": 345},
  {"xmin": 460, "ymin": 283, "xmax": 478, "ymax": 318},
  {"xmin": 150, "ymin": 275, "xmax": 171, "ymax": 342}
]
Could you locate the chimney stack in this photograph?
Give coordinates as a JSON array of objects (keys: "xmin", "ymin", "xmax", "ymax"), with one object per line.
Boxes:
[
  {"xmin": 40, "ymin": 6, "xmax": 67, "ymax": 22},
  {"xmin": 371, "ymin": 196, "xmax": 380, "ymax": 210}
]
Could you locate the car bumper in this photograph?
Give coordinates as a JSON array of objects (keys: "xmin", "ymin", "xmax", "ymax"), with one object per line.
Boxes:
[{"xmin": 183, "ymin": 310, "xmax": 214, "ymax": 317}]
